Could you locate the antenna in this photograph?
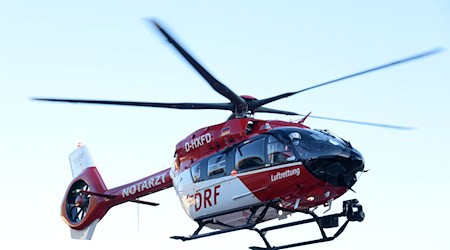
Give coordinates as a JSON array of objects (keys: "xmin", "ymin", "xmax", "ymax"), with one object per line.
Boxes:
[{"xmin": 137, "ymin": 197, "xmax": 140, "ymax": 232}]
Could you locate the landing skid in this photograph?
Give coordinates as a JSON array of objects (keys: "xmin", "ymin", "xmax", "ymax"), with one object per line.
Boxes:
[{"xmin": 171, "ymin": 199, "xmax": 364, "ymax": 250}]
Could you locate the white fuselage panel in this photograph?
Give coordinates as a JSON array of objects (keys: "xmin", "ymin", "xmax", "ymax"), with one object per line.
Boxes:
[{"xmin": 173, "ymin": 170, "xmax": 260, "ymax": 220}]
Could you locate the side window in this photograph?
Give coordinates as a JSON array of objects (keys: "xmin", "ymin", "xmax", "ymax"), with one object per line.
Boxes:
[
  {"xmin": 191, "ymin": 154, "xmax": 228, "ymax": 183},
  {"xmin": 267, "ymin": 135, "xmax": 295, "ymax": 164},
  {"xmin": 235, "ymin": 138, "xmax": 265, "ymax": 171},
  {"xmin": 191, "ymin": 162, "xmax": 202, "ymax": 183},
  {"xmin": 208, "ymin": 154, "xmax": 226, "ymax": 177}
]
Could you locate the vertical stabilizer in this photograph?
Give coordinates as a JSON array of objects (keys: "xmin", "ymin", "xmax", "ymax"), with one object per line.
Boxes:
[
  {"xmin": 69, "ymin": 145, "xmax": 95, "ymax": 178},
  {"xmin": 70, "ymin": 219, "xmax": 99, "ymax": 240}
]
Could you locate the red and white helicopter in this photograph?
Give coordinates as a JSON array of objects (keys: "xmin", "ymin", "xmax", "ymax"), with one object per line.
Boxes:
[{"xmin": 34, "ymin": 20, "xmax": 440, "ymax": 250}]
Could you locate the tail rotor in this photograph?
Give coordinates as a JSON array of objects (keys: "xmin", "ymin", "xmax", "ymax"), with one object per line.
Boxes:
[{"xmin": 66, "ymin": 180, "xmax": 91, "ymax": 224}]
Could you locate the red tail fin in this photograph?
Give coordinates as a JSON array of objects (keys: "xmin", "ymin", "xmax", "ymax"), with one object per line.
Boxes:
[{"xmin": 61, "ymin": 145, "xmax": 108, "ymax": 239}]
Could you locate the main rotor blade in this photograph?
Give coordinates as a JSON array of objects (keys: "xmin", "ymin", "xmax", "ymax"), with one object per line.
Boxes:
[
  {"xmin": 249, "ymin": 48, "xmax": 443, "ymax": 109},
  {"xmin": 32, "ymin": 98, "xmax": 233, "ymax": 111},
  {"xmin": 299, "ymin": 113, "xmax": 415, "ymax": 130},
  {"xmin": 149, "ymin": 19, "xmax": 247, "ymax": 108},
  {"xmin": 248, "ymin": 91, "xmax": 298, "ymax": 111},
  {"xmin": 255, "ymin": 107, "xmax": 299, "ymax": 116}
]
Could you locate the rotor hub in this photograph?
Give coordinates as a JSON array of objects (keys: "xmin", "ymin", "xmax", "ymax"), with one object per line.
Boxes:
[{"xmin": 74, "ymin": 195, "xmax": 85, "ymax": 207}]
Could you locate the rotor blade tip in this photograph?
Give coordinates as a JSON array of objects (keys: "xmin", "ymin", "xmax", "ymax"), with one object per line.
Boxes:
[
  {"xmin": 151, "ymin": 18, "xmax": 160, "ymax": 27},
  {"xmin": 143, "ymin": 17, "xmax": 156, "ymax": 22},
  {"xmin": 30, "ymin": 97, "xmax": 44, "ymax": 101},
  {"xmin": 433, "ymin": 47, "xmax": 445, "ymax": 53},
  {"xmin": 425, "ymin": 47, "xmax": 445, "ymax": 56},
  {"xmin": 143, "ymin": 17, "xmax": 162, "ymax": 30}
]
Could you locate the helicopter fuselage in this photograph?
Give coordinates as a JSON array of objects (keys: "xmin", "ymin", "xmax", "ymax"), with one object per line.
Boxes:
[{"xmin": 170, "ymin": 118, "xmax": 364, "ymax": 228}]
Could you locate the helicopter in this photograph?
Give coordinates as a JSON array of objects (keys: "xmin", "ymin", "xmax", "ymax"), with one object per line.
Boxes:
[{"xmin": 33, "ymin": 20, "xmax": 441, "ymax": 250}]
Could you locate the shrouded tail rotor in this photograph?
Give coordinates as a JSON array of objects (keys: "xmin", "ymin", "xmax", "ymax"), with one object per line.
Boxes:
[{"xmin": 66, "ymin": 180, "xmax": 91, "ymax": 224}]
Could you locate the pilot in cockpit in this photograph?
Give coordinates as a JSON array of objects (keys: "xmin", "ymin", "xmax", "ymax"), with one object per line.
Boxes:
[
  {"xmin": 268, "ymin": 135, "xmax": 295, "ymax": 164},
  {"xmin": 289, "ymin": 131, "xmax": 301, "ymax": 145}
]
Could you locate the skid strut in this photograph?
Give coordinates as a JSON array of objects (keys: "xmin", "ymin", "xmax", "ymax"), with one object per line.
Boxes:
[
  {"xmin": 171, "ymin": 199, "xmax": 364, "ymax": 250},
  {"xmin": 171, "ymin": 198, "xmax": 281, "ymax": 241},
  {"xmin": 250, "ymin": 199, "xmax": 364, "ymax": 250}
]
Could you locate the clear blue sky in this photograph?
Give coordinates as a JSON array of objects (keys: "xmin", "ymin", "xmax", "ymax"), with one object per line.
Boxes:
[{"xmin": 1, "ymin": 1, "xmax": 449, "ymax": 249}]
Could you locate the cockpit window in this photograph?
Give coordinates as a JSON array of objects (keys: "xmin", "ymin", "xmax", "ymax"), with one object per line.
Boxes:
[
  {"xmin": 235, "ymin": 138, "xmax": 265, "ymax": 171},
  {"xmin": 267, "ymin": 135, "xmax": 295, "ymax": 164}
]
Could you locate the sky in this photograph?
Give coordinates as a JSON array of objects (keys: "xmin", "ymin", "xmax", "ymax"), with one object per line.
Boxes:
[{"xmin": 1, "ymin": 0, "xmax": 450, "ymax": 249}]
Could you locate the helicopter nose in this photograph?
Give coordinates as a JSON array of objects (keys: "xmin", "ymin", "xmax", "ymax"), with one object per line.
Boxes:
[{"xmin": 304, "ymin": 148, "xmax": 364, "ymax": 188}]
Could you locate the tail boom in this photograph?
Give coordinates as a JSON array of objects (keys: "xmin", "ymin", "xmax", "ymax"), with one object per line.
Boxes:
[{"xmin": 106, "ymin": 168, "xmax": 172, "ymax": 207}]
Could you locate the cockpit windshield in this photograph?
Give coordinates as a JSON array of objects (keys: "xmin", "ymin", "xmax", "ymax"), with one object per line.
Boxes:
[
  {"xmin": 275, "ymin": 127, "xmax": 350, "ymax": 161},
  {"xmin": 268, "ymin": 127, "xmax": 363, "ymax": 188}
]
